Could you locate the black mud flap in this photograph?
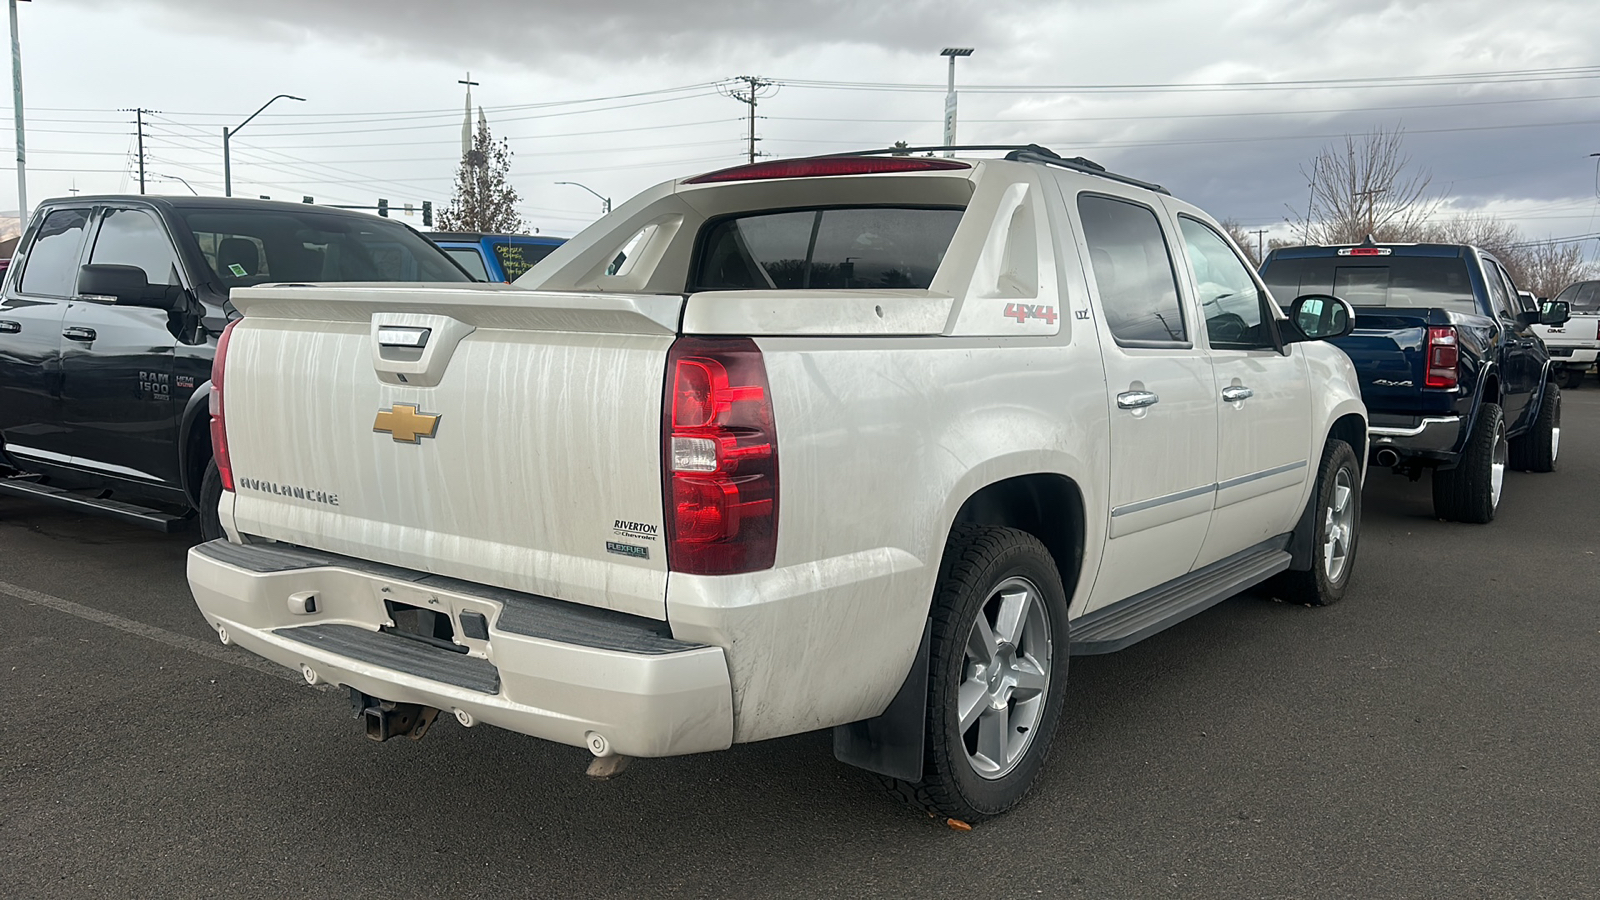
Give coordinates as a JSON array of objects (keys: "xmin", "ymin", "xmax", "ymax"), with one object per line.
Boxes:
[
  {"xmin": 1285, "ymin": 484, "xmax": 1317, "ymax": 572},
  {"xmin": 832, "ymin": 620, "xmax": 929, "ymax": 782}
]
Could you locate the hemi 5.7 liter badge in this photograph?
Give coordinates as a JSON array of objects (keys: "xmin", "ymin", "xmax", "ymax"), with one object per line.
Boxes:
[{"xmin": 373, "ymin": 403, "xmax": 441, "ymax": 443}]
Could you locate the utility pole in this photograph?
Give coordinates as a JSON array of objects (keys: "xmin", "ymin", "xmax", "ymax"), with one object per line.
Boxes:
[
  {"xmin": 9, "ymin": 0, "xmax": 28, "ymax": 222},
  {"xmin": 1303, "ymin": 157, "xmax": 1319, "ymax": 243},
  {"xmin": 940, "ymin": 48, "xmax": 974, "ymax": 156},
  {"xmin": 121, "ymin": 108, "xmax": 154, "ymax": 194},
  {"xmin": 1249, "ymin": 228, "xmax": 1269, "ymax": 262},
  {"xmin": 722, "ymin": 76, "xmax": 775, "ymax": 163}
]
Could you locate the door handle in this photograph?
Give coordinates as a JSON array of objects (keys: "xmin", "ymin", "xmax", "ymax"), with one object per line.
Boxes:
[
  {"xmin": 0, "ymin": 320, "xmax": 19, "ymax": 334},
  {"xmin": 1116, "ymin": 390, "xmax": 1160, "ymax": 410},
  {"xmin": 62, "ymin": 326, "xmax": 97, "ymax": 342},
  {"xmin": 1221, "ymin": 385, "xmax": 1254, "ymax": 403}
]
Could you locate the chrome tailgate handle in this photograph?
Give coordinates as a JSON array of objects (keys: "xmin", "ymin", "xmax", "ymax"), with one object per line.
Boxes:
[{"xmin": 1116, "ymin": 390, "xmax": 1159, "ymax": 410}]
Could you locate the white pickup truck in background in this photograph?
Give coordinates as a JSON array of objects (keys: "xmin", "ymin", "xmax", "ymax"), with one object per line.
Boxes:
[
  {"xmin": 1534, "ymin": 279, "xmax": 1600, "ymax": 389},
  {"xmin": 188, "ymin": 147, "xmax": 1367, "ymax": 821}
]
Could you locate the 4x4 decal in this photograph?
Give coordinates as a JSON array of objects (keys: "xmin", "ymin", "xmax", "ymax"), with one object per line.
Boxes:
[{"xmin": 1004, "ymin": 303, "xmax": 1058, "ymax": 325}]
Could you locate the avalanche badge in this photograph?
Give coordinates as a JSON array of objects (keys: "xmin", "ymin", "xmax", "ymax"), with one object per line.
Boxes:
[{"xmin": 373, "ymin": 403, "xmax": 441, "ymax": 443}]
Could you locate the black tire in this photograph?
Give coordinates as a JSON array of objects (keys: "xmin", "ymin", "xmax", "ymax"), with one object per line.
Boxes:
[
  {"xmin": 1558, "ymin": 368, "xmax": 1584, "ymax": 390},
  {"xmin": 882, "ymin": 525, "xmax": 1070, "ymax": 823},
  {"xmin": 1431, "ymin": 402, "xmax": 1505, "ymax": 524},
  {"xmin": 198, "ymin": 460, "xmax": 225, "ymax": 542},
  {"xmin": 1509, "ymin": 382, "xmax": 1560, "ymax": 473},
  {"xmin": 1271, "ymin": 438, "xmax": 1361, "ymax": 606}
]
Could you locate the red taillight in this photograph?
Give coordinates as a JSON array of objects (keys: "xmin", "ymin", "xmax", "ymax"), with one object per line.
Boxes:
[
  {"xmin": 683, "ymin": 156, "xmax": 970, "ymax": 185},
  {"xmin": 1424, "ymin": 326, "xmax": 1459, "ymax": 389},
  {"xmin": 210, "ymin": 319, "xmax": 240, "ymax": 492},
  {"xmin": 1346, "ymin": 247, "xmax": 1388, "ymax": 256},
  {"xmin": 662, "ymin": 337, "xmax": 778, "ymax": 575}
]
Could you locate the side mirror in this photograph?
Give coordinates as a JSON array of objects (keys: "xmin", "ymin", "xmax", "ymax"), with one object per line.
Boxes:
[
  {"xmin": 1540, "ymin": 299, "xmax": 1571, "ymax": 327},
  {"xmin": 1285, "ymin": 293, "xmax": 1356, "ymax": 342},
  {"xmin": 77, "ymin": 263, "xmax": 181, "ymax": 310}
]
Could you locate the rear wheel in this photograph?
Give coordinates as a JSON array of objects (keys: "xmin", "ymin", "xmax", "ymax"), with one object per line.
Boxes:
[
  {"xmin": 1431, "ymin": 402, "xmax": 1506, "ymax": 524},
  {"xmin": 883, "ymin": 525, "xmax": 1069, "ymax": 823},
  {"xmin": 1509, "ymin": 382, "xmax": 1560, "ymax": 473},
  {"xmin": 1272, "ymin": 438, "xmax": 1361, "ymax": 606},
  {"xmin": 198, "ymin": 461, "xmax": 225, "ymax": 542},
  {"xmin": 1558, "ymin": 368, "xmax": 1584, "ymax": 389}
]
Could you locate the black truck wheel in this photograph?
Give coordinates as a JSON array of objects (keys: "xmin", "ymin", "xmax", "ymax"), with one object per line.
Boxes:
[
  {"xmin": 1272, "ymin": 438, "xmax": 1361, "ymax": 606},
  {"xmin": 1431, "ymin": 402, "xmax": 1506, "ymax": 524},
  {"xmin": 883, "ymin": 525, "xmax": 1069, "ymax": 823},
  {"xmin": 198, "ymin": 461, "xmax": 225, "ymax": 542},
  {"xmin": 1558, "ymin": 368, "xmax": 1584, "ymax": 390},
  {"xmin": 1509, "ymin": 382, "xmax": 1560, "ymax": 473}
]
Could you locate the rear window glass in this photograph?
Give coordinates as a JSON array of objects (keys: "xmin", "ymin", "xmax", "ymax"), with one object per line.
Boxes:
[
  {"xmin": 492, "ymin": 241, "xmax": 558, "ymax": 281},
  {"xmin": 1263, "ymin": 256, "xmax": 1478, "ymax": 314},
  {"xmin": 694, "ymin": 206, "xmax": 963, "ymax": 291},
  {"xmin": 179, "ymin": 209, "xmax": 470, "ymax": 287},
  {"xmin": 1554, "ymin": 281, "xmax": 1600, "ymax": 312},
  {"xmin": 442, "ymin": 247, "xmax": 489, "ymax": 281}
]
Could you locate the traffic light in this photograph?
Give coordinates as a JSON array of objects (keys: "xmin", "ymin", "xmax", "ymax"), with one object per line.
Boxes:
[
  {"xmin": 377, "ymin": 198, "xmax": 389, "ymax": 217},
  {"xmin": 422, "ymin": 201, "xmax": 432, "ymax": 227}
]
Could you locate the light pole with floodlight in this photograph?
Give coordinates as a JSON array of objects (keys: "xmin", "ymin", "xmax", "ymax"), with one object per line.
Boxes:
[
  {"xmin": 223, "ymin": 94, "xmax": 304, "ymax": 197},
  {"xmin": 940, "ymin": 47, "xmax": 973, "ymax": 157},
  {"xmin": 556, "ymin": 181, "xmax": 611, "ymax": 214}
]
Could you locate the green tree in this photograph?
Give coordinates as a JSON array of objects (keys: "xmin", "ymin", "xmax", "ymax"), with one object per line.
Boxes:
[{"xmin": 438, "ymin": 111, "xmax": 525, "ymax": 233}]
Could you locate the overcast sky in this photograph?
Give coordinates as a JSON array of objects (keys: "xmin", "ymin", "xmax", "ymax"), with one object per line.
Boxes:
[{"xmin": 7, "ymin": 0, "xmax": 1600, "ymax": 254}]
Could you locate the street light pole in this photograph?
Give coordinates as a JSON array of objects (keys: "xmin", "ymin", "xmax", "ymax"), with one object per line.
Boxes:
[
  {"xmin": 9, "ymin": 0, "xmax": 29, "ymax": 222},
  {"xmin": 940, "ymin": 47, "xmax": 973, "ymax": 157},
  {"xmin": 223, "ymin": 93, "xmax": 305, "ymax": 197},
  {"xmin": 555, "ymin": 181, "xmax": 611, "ymax": 214}
]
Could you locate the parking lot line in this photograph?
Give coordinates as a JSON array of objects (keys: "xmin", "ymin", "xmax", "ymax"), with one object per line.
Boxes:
[{"xmin": 0, "ymin": 576, "xmax": 305, "ymax": 686}]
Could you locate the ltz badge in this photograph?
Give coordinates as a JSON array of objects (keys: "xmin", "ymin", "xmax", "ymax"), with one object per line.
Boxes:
[{"xmin": 373, "ymin": 403, "xmax": 441, "ymax": 443}]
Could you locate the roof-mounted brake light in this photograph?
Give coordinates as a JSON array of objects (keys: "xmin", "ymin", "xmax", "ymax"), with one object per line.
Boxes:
[
  {"xmin": 1338, "ymin": 247, "xmax": 1392, "ymax": 256},
  {"xmin": 684, "ymin": 157, "xmax": 971, "ymax": 185}
]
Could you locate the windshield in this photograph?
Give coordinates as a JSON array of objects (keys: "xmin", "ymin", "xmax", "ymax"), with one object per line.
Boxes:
[
  {"xmin": 442, "ymin": 247, "xmax": 490, "ymax": 281},
  {"xmin": 180, "ymin": 208, "xmax": 471, "ymax": 287},
  {"xmin": 1554, "ymin": 281, "xmax": 1600, "ymax": 312},
  {"xmin": 1263, "ymin": 256, "xmax": 1478, "ymax": 314},
  {"xmin": 693, "ymin": 206, "xmax": 963, "ymax": 291}
]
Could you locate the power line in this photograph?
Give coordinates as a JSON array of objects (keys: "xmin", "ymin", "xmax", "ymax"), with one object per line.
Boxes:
[{"xmin": 720, "ymin": 76, "xmax": 776, "ymax": 163}]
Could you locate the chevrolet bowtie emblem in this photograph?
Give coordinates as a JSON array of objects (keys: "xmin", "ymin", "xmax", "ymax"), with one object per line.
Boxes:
[{"xmin": 373, "ymin": 403, "xmax": 441, "ymax": 443}]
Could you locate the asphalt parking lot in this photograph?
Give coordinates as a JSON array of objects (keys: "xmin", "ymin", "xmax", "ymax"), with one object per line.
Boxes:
[{"xmin": 4, "ymin": 392, "xmax": 1598, "ymax": 900}]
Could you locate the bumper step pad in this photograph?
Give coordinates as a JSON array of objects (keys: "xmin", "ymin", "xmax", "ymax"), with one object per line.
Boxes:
[{"xmin": 277, "ymin": 623, "xmax": 501, "ymax": 694}]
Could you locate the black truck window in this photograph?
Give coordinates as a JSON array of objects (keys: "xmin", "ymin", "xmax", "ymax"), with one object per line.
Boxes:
[
  {"xmin": 1079, "ymin": 193, "xmax": 1187, "ymax": 345},
  {"xmin": 694, "ymin": 206, "xmax": 963, "ymax": 291},
  {"xmin": 1263, "ymin": 256, "xmax": 1478, "ymax": 315},
  {"xmin": 88, "ymin": 208, "xmax": 182, "ymax": 285},
  {"xmin": 18, "ymin": 208, "xmax": 91, "ymax": 297}
]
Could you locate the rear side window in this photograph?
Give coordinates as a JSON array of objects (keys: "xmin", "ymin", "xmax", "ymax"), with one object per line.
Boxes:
[
  {"xmin": 1078, "ymin": 194, "xmax": 1187, "ymax": 345},
  {"xmin": 18, "ymin": 207, "xmax": 91, "ymax": 297},
  {"xmin": 693, "ymin": 206, "xmax": 963, "ymax": 291},
  {"xmin": 1554, "ymin": 281, "xmax": 1600, "ymax": 312},
  {"xmin": 492, "ymin": 241, "xmax": 558, "ymax": 281},
  {"xmin": 1262, "ymin": 256, "xmax": 1477, "ymax": 314},
  {"xmin": 179, "ymin": 209, "xmax": 469, "ymax": 286}
]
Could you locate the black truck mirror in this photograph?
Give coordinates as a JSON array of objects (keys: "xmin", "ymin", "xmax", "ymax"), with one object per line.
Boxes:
[
  {"xmin": 77, "ymin": 264, "xmax": 181, "ymax": 311},
  {"xmin": 1540, "ymin": 299, "xmax": 1571, "ymax": 327}
]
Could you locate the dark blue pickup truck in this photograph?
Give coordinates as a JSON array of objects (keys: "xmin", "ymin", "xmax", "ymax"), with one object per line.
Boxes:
[{"xmin": 1261, "ymin": 240, "xmax": 1569, "ymax": 523}]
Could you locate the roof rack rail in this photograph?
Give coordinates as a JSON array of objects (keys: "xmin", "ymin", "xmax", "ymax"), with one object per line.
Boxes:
[{"xmin": 822, "ymin": 144, "xmax": 1169, "ymax": 195}]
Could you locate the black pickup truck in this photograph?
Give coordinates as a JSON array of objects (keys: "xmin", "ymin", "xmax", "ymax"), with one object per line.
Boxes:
[
  {"xmin": 0, "ymin": 195, "xmax": 470, "ymax": 536},
  {"xmin": 1261, "ymin": 240, "xmax": 1569, "ymax": 524}
]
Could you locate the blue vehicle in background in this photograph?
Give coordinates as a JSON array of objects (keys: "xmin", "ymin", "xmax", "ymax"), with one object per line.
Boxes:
[
  {"xmin": 423, "ymin": 232, "xmax": 566, "ymax": 282},
  {"xmin": 1261, "ymin": 239, "xmax": 1570, "ymax": 524}
]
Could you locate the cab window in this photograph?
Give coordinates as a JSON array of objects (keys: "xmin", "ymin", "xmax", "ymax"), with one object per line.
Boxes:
[
  {"xmin": 693, "ymin": 206, "xmax": 963, "ymax": 291},
  {"xmin": 1077, "ymin": 193, "xmax": 1187, "ymax": 346},
  {"xmin": 88, "ymin": 208, "xmax": 181, "ymax": 286},
  {"xmin": 17, "ymin": 208, "xmax": 91, "ymax": 297},
  {"xmin": 1177, "ymin": 216, "xmax": 1274, "ymax": 350}
]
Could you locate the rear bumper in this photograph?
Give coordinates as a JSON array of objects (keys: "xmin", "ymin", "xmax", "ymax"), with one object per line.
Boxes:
[
  {"xmin": 187, "ymin": 540, "xmax": 734, "ymax": 758},
  {"xmin": 1369, "ymin": 415, "xmax": 1463, "ymax": 462},
  {"xmin": 1548, "ymin": 348, "xmax": 1598, "ymax": 366}
]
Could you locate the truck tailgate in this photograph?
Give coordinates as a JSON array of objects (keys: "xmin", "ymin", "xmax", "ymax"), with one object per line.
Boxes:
[
  {"xmin": 221, "ymin": 284, "xmax": 682, "ymax": 619},
  {"xmin": 1333, "ymin": 311, "xmax": 1435, "ymax": 411}
]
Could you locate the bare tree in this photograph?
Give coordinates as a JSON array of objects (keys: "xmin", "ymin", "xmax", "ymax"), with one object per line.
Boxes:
[
  {"xmin": 1515, "ymin": 239, "xmax": 1597, "ymax": 299},
  {"xmin": 438, "ymin": 112, "xmax": 525, "ymax": 234},
  {"xmin": 1287, "ymin": 126, "xmax": 1444, "ymax": 245},
  {"xmin": 1219, "ymin": 218, "xmax": 1262, "ymax": 266}
]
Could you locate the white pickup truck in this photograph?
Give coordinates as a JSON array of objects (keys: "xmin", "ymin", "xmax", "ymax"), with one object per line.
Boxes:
[
  {"xmin": 1533, "ymin": 280, "xmax": 1600, "ymax": 389},
  {"xmin": 188, "ymin": 147, "xmax": 1367, "ymax": 821}
]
